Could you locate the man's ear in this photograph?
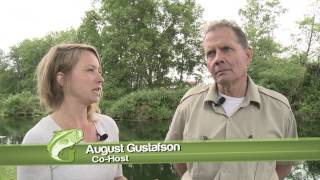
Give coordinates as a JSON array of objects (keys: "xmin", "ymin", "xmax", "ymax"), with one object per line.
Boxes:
[
  {"xmin": 56, "ymin": 72, "xmax": 64, "ymax": 87},
  {"xmin": 245, "ymin": 47, "xmax": 253, "ymax": 65}
]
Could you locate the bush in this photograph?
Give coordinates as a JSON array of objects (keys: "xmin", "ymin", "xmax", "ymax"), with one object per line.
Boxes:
[
  {"xmin": 2, "ymin": 91, "xmax": 42, "ymax": 116},
  {"xmin": 251, "ymin": 59, "xmax": 305, "ymax": 104},
  {"xmin": 107, "ymin": 88, "xmax": 188, "ymax": 140},
  {"xmin": 0, "ymin": 91, "xmax": 43, "ymax": 137}
]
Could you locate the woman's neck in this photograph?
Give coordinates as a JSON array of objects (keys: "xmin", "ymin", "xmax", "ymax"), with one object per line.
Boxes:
[
  {"xmin": 51, "ymin": 102, "xmax": 98, "ymax": 142},
  {"xmin": 51, "ymin": 100, "xmax": 89, "ymax": 129}
]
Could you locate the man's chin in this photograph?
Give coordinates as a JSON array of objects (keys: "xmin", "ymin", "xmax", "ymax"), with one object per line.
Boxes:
[
  {"xmin": 215, "ymin": 77, "xmax": 230, "ymax": 84},
  {"xmin": 215, "ymin": 78, "xmax": 233, "ymax": 88}
]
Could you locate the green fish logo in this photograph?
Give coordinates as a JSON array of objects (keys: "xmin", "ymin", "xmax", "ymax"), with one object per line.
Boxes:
[{"xmin": 47, "ymin": 129, "xmax": 84, "ymax": 162}]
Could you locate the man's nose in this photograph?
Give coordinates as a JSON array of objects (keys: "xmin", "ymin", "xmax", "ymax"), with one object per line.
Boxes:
[{"xmin": 214, "ymin": 50, "xmax": 225, "ymax": 65}]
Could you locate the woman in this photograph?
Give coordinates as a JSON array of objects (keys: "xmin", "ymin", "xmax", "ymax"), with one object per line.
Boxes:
[{"xmin": 17, "ymin": 44, "xmax": 127, "ymax": 180}]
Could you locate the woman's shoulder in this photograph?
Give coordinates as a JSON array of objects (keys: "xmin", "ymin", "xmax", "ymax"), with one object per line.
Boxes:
[
  {"xmin": 94, "ymin": 113, "xmax": 119, "ymax": 139},
  {"xmin": 22, "ymin": 115, "xmax": 60, "ymax": 144},
  {"xmin": 95, "ymin": 114, "xmax": 118, "ymax": 128}
]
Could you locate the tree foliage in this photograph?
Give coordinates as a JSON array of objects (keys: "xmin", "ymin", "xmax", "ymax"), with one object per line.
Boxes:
[
  {"xmin": 1, "ymin": 91, "xmax": 41, "ymax": 116},
  {"xmin": 98, "ymin": 0, "xmax": 203, "ymax": 94},
  {"xmin": 4, "ymin": 30, "xmax": 80, "ymax": 94},
  {"xmin": 290, "ymin": 1, "xmax": 320, "ymax": 64},
  {"xmin": 77, "ymin": 9, "xmax": 103, "ymax": 50},
  {"xmin": 0, "ymin": 57, "xmax": 20, "ymax": 94},
  {"xmin": 296, "ymin": 63, "xmax": 320, "ymax": 137},
  {"xmin": 108, "ymin": 88, "xmax": 188, "ymax": 140},
  {"xmin": 239, "ymin": 0, "xmax": 285, "ymax": 61},
  {"xmin": 251, "ymin": 58, "xmax": 305, "ymax": 105}
]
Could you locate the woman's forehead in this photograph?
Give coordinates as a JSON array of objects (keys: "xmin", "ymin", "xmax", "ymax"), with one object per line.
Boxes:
[{"xmin": 77, "ymin": 50, "xmax": 101, "ymax": 66}]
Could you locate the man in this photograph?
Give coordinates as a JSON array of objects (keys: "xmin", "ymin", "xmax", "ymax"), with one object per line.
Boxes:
[{"xmin": 165, "ymin": 20, "xmax": 298, "ymax": 180}]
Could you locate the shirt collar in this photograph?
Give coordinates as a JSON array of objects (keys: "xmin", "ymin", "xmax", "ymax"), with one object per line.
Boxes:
[
  {"xmin": 242, "ymin": 76, "xmax": 261, "ymax": 107},
  {"xmin": 204, "ymin": 76, "xmax": 261, "ymax": 108}
]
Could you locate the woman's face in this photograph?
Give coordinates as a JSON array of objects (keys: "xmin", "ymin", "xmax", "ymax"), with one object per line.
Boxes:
[{"xmin": 62, "ymin": 50, "xmax": 104, "ymax": 105}]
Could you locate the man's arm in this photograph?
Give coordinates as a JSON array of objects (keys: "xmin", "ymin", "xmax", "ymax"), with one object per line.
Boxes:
[
  {"xmin": 166, "ymin": 105, "xmax": 187, "ymax": 177},
  {"xmin": 173, "ymin": 163, "xmax": 187, "ymax": 177},
  {"xmin": 275, "ymin": 107, "xmax": 297, "ymax": 180},
  {"xmin": 276, "ymin": 164, "xmax": 292, "ymax": 180}
]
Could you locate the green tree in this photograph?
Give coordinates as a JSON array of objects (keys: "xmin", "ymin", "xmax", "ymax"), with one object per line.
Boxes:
[
  {"xmin": 77, "ymin": 9, "xmax": 103, "ymax": 50},
  {"xmin": 295, "ymin": 63, "xmax": 320, "ymax": 178},
  {"xmin": 97, "ymin": 0, "xmax": 203, "ymax": 102},
  {"xmin": 7, "ymin": 30, "xmax": 79, "ymax": 93},
  {"xmin": 290, "ymin": 0, "xmax": 320, "ymax": 65},
  {"xmin": 163, "ymin": 0, "xmax": 204, "ymax": 82},
  {"xmin": 252, "ymin": 59, "xmax": 305, "ymax": 105},
  {"xmin": 239, "ymin": 0, "xmax": 286, "ymax": 62},
  {"xmin": 0, "ymin": 49, "xmax": 20, "ymax": 94}
]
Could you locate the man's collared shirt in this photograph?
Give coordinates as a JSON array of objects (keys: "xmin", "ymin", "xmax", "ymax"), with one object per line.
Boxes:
[{"xmin": 166, "ymin": 77, "xmax": 298, "ymax": 180}]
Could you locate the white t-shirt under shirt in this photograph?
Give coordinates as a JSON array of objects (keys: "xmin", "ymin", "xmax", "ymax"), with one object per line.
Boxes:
[
  {"xmin": 17, "ymin": 114, "xmax": 123, "ymax": 180},
  {"xmin": 219, "ymin": 93, "xmax": 244, "ymax": 117}
]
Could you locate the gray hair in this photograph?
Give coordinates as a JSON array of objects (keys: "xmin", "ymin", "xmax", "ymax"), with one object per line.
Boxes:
[{"xmin": 203, "ymin": 19, "xmax": 249, "ymax": 48}]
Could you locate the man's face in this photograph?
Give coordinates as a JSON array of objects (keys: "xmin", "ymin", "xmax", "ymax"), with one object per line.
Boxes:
[{"xmin": 203, "ymin": 27, "xmax": 252, "ymax": 86}]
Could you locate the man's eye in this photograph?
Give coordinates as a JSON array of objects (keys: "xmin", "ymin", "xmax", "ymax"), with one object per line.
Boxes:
[
  {"xmin": 207, "ymin": 50, "xmax": 216, "ymax": 58},
  {"xmin": 222, "ymin": 46, "xmax": 231, "ymax": 52},
  {"xmin": 87, "ymin": 69, "xmax": 94, "ymax": 72}
]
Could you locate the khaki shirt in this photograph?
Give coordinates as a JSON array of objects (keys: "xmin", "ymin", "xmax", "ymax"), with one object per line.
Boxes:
[{"xmin": 165, "ymin": 77, "xmax": 298, "ymax": 180}]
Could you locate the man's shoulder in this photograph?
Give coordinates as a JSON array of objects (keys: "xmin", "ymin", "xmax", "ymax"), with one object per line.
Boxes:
[
  {"xmin": 257, "ymin": 85, "xmax": 291, "ymax": 109},
  {"xmin": 180, "ymin": 84, "xmax": 210, "ymax": 103}
]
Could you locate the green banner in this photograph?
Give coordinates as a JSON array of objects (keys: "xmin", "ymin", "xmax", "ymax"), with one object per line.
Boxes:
[{"xmin": 1, "ymin": 138, "xmax": 320, "ymax": 165}]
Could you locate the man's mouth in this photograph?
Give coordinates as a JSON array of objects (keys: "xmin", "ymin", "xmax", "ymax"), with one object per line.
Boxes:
[{"xmin": 215, "ymin": 69, "xmax": 230, "ymax": 75}]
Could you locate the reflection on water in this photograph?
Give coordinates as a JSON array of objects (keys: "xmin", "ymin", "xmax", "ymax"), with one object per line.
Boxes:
[
  {"xmin": 124, "ymin": 164, "xmax": 178, "ymax": 180},
  {"xmin": 116, "ymin": 119, "xmax": 180, "ymax": 179}
]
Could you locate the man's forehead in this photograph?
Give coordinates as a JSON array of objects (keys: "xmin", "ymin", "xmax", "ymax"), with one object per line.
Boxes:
[
  {"xmin": 203, "ymin": 29, "xmax": 238, "ymax": 47},
  {"xmin": 204, "ymin": 27, "xmax": 237, "ymax": 40},
  {"xmin": 203, "ymin": 38, "xmax": 237, "ymax": 50}
]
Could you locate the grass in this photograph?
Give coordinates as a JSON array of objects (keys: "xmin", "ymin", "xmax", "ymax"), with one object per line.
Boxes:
[{"xmin": 0, "ymin": 166, "xmax": 16, "ymax": 180}]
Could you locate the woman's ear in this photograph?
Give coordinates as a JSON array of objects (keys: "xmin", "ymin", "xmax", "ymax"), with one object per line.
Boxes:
[{"xmin": 56, "ymin": 72, "xmax": 64, "ymax": 87}]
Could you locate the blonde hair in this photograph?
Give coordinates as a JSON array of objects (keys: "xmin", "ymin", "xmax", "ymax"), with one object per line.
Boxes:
[{"xmin": 36, "ymin": 43, "xmax": 101, "ymax": 121}]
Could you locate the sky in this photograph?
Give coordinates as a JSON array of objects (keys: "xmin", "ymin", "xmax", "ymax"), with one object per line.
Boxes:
[{"xmin": 0, "ymin": 0, "xmax": 316, "ymax": 53}]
